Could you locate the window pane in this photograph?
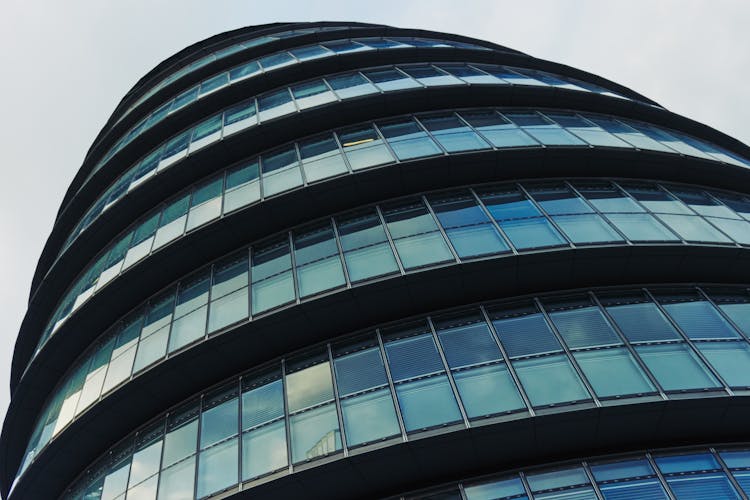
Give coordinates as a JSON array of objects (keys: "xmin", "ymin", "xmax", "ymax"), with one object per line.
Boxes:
[
  {"xmin": 212, "ymin": 254, "xmax": 248, "ymax": 299},
  {"xmin": 364, "ymin": 68, "xmax": 420, "ymax": 91},
  {"xmin": 553, "ymin": 214, "xmax": 622, "ymax": 244},
  {"xmin": 207, "ymin": 288, "xmax": 248, "ymax": 333},
  {"xmin": 289, "ymin": 403, "xmax": 341, "ymax": 463},
  {"xmin": 129, "ymin": 440, "xmax": 162, "ymax": 487},
  {"xmin": 242, "ymin": 420, "xmax": 287, "ymax": 480},
  {"xmin": 327, "ymin": 72, "xmax": 379, "ymax": 99},
  {"xmin": 697, "ymin": 342, "xmax": 750, "ymax": 387},
  {"xmin": 500, "ymin": 218, "xmax": 568, "ymax": 249},
  {"xmin": 341, "ymin": 388, "xmax": 400, "ymax": 446},
  {"xmin": 257, "ymin": 88, "xmax": 295, "ymax": 121},
  {"xmin": 395, "ymin": 375, "xmax": 462, "ymax": 431},
  {"xmin": 657, "ymin": 214, "xmax": 732, "ymax": 243},
  {"xmin": 286, "ymin": 361, "xmax": 334, "ymax": 412},
  {"xmin": 606, "ymin": 302, "xmax": 681, "ymax": 342},
  {"xmin": 435, "ymin": 316, "xmax": 502, "ymax": 368},
  {"xmin": 419, "ymin": 113, "xmax": 490, "ymax": 152},
  {"xmin": 635, "ymin": 344, "xmax": 720, "ymax": 391},
  {"xmin": 549, "ymin": 307, "xmax": 621, "ymax": 348},
  {"xmin": 157, "ymin": 456, "xmax": 195, "ymax": 500},
  {"xmin": 513, "ymin": 354, "xmax": 590, "ymax": 407},
  {"xmin": 196, "ymin": 438, "xmax": 238, "ymax": 498},
  {"xmin": 662, "ymin": 301, "xmax": 740, "ymax": 339},
  {"xmin": 464, "ymin": 476, "xmax": 527, "ymax": 500},
  {"xmin": 169, "ymin": 305, "xmax": 207, "ymax": 352},
  {"xmin": 242, "ymin": 378, "xmax": 283, "ymax": 431},
  {"xmin": 378, "ymin": 119, "xmax": 442, "ymax": 160},
  {"xmin": 338, "ymin": 124, "xmax": 394, "ymax": 170},
  {"xmin": 574, "ymin": 348, "xmax": 655, "ymax": 398},
  {"xmin": 334, "ymin": 347, "xmax": 389, "ymax": 396},
  {"xmin": 666, "ymin": 474, "xmax": 740, "ymax": 499},
  {"xmin": 291, "ymin": 80, "xmax": 336, "ymax": 109},
  {"xmin": 492, "ymin": 313, "xmax": 561, "ymax": 357},
  {"xmin": 162, "ymin": 420, "xmax": 198, "ymax": 467},
  {"xmin": 606, "ymin": 213, "xmax": 679, "ymax": 241},
  {"xmin": 385, "ymin": 332, "xmax": 445, "ymax": 381},
  {"xmin": 454, "ymin": 364, "xmax": 525, "ymax": 417},
  {"xmin": 343, "ymin": 242, "xmax": 399, "ymax": 282},
  {"xmin": 200, "ymin": 396, "xmax": 238, "ymax": 449}
]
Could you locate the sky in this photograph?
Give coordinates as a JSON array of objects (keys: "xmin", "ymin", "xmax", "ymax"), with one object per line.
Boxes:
[{"xmin": 0, "ymin": 0, "xmax": 748, "ymax": 436}]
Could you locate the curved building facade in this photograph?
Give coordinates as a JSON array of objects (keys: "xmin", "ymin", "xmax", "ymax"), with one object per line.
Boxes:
[{"xmin": 3, "ymin": 21, "xmax": 750, "ymax": 500}]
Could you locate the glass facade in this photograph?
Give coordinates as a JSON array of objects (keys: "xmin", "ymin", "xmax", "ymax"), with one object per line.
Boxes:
[
  {"xmin": 25, "ymin": 285, "xmax": 750, "ymax": 493},
  {"xmin": 41, "ymin": 174, "xmax": 750, "ymax": 365},
  {"xmin": 398, "ymin": 446, "xmax": 750, "ymax": 499},
  {"xmin": 66, "ymin": 56, "xmax": 690, "ymax": 254},
  {"xmin": 10, "ymin": 21, "xmax": 750, "ymax": 500}
]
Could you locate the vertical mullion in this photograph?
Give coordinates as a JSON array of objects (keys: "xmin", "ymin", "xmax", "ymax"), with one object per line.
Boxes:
[
  {"xmin": 288, "ymin": 232, "xmax": 301, "ymax": 305},
  {"xmin": 581, "ymin": 460, "xmax": 605, "ymax": 500},
  {"xmin": 712, "ymin": 447, "xmax": 750, "ymax": 500},
  {"xmin": 330, "ymin": 217, "xmax": 352, "ymax": 289},
  {"xmin": 696, "ymin": 286, "xmax": 749, "ymax": 341},
  {"xmin": 193, "ymin": 394, "xmax": 205, "ymax": 500},
  {"xmin": 469, "ymin": 187, "xmax": 518, "ymax": 255},
  {"xmin": 589, "ymin": 291, "xmax": 668, "ymax": 400},
  {"xmin": 246, "ymin": 246, "xmax": 253, "ymax": 322},
  {"xmin": 422, "ymin": 195, "xmax": 461, "ymax": 263},
  {"xmin": 236, "ymin": 377, "xmax": 243, "ymax": 491},
  {"xmin": 645, "ymin": 452, "xmax": 677, "ymax": 500},
  {"xmin": 151, "ymin": 415, "xmax": 168, "ymax": 498},
  {"xmin": 534, "ymin": 298, "xmax": 600, "ymax": 407},
  {"xmin": 426, "ymin": 316, "xmax": 470, "ymax": 428},
  {"xmin": 280, "ymin": 359, "xmax": 293, "ymax": 475},
  {"xmin": 326, "ymin": 344, "xmax": 348, "ymax": 457},
  {"xmin": 331, "ymin": 130, "xmax": 354, "ymax": 174},
  {"xmin": 518, "ymin": 471, "xmax": 535, "ymax": 499},
  {"xmin": 293, "ymin": 142, "xmax": 308, "ymax": 187},
  {"xmin": 516, "ymin": 182, "xmax": 576, "ymax": 248},
  {"xmin": 479, "ymin": 305, "xmax": 535, "ymax": 417},
  {"xmin": 375, "ymin": 205, "xmax": 407, "ymax": 275},
  {"xmin": 376, "ymin": 329, "xmax": 408, "ymax": 442},
  {"xmin": 643, "ymin": 288, "xmax": 734, "ymax": 396}
]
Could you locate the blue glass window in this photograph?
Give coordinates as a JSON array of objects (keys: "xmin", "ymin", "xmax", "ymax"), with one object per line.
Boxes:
[
  {"xmin": 459, "ymin": 110, "xmax": 538, "ymax": 148},
  {"xmin": 293, "ymin": 223, "xmax": 345, "ymax": 297},
  {"xmin": 382, "ymin": 200, "xmax": 454, "ymax": 269},
  {"xmin": 429, "ymin": 192, "xmax": 509, "ymax": 258},
  {"xmin": 257, "ymin": 88, "xmax": 295, "ymax": 122},
  {"xmin": 656, "ymin": 214, "xmax": 732, "ymax": 243},
  {"xmin": 299, "ymin": 133, "xmax": 348, "ymax": 182},
  {"xmin": 605, "ymin": 302, "xmax": 682, "ymax": 343},
  {"xmin": 505, "ymin": 112, "xmax": 586, "ymax": 146},
  {"xmin": 546, "ymin": 113, "xmax": 631, "ymax": 147},
  {"xmin": 337, "ymin": 124, "xmax": 394, "ymax": 170},
  {"xmin": 291, "ymin": 79, "xmax": 336, "ymax": 109},
  {"xmin": 251, "ymin": 237, "xmax": 294, "ymax": 314},
  {"xmin": 340, "ymin": 388, "xmax": 400, "ymax": 446},
  {"xmin": 378, "ymin": 118, "xmax": 442, "ymax": 160},
  {"xmin": 573, "ymin": 348, "xmax": 655, "ymax": 398},
  {"xmin": 491, "ymin": 310, "xmax": 562, "ymax": 357},
  {"xmin": 400, "ymin": 64, "xmax": 464, "ymax": 86},
  {"xmin": 661, "ymin": 300, "xmax": 740, "ymax": 339},
  {"xmin": 464, "ymin": 476, "xmax": 527, "ymax": 500},
  {"xmin": 364, "ymin": 67, "xmax": 421, "ymax": 91},
  {"xmin": 336, "ymin": 210, "xmax": 399, "ymax": 282},
  {"xmin": 697, "ymin": 342, "xmax": 750, "ymax": 387},
  {"xmin": 623, "ymin": 184, "xmax": 693, "ymax": 214},
  {"xmin": 635, "ymin": 344, "xmax": 720, "ymax": 391},
  {"xmin": 548, "ymin": 306, "xmax": 621, "ymax": 348},
  {"xmin": 327, "ymin": 72, "xmax": 379, "ymax": 99},
  {"xmin": 419, "ymin": 113, "xmax": 491, "ymax": 152},
  {"xmin": 478, "ymin": 187, "xmax": 567, "ymax": 249},
  {"xmin": 513, "ymin": 354, "xmax": 591, "ymax": 407}
]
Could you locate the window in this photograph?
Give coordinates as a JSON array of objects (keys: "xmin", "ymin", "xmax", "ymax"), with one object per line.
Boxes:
[
  {"xmin": 286, "ymin": 355, "xmax": 341, "ymax": 463},
  {"xmin": 186, "ymin": 177, "xmax": 223, "ymax": 232},
  {"xmin": 208, "ymin": 253, "xmax": 249, "ymax": 333},
  {"xmin": 251, "ymin": 237, "xmax": 294, "ymax": 314},
  {"xmin": 419, "ymin": 113, "xmax": 491, "ymax": 153},
  {"xmin": 429, "ymin": 192, "xmax": 509, "ymax": 258},
  {"xmin": 257, "ymin": 88, "xmax": 295, "ymax": 122},
  {"xmin": 400, "ymin": 64, "xmax": 463, "ymax": 86},
  {"xmin": 299, "ymin": 133, "xmax": 348, "ymax": 182},
  {"xmin": 189, "ymin": 114, "xmax": 222, "ymax": 153},
  {"xmin": 504, "ymin": 112, "xmax": 586, "ymax": 146},
  {"xmin": 327, "ymin": 72, "xmax": 379, "ymax": 100},
  {"xmin": 169, "ymin": 270, "xmax": 209, "ymax": 352},
  {"xmin": 197, "ymin": 387, "xmax": 239, "ymax": 498},
  {"xmin": 383, "ymin": 323, "xmax": 462, "ymax": 431},
  {"xmin": 293, "ymin": 222, "xmax": 346, "ymax": 297},
  {"xmin": 334, "ymin": 339, "xmax": 400, "ymax": 446},
  {"xmin": 382, "ymin": 199, "xmax": 454, "ymax": 269},
  {"xmin": 260, "ymin": 146, "xmax": 303, "ymax": 197},
  {"xmin": 291, "ymin": 79, "xmax": 336, "ymax": 109},
  {"xmin": 434, "ymin": 312, "xmax": 524, "ymax": 417},
  {"xmin": 546, "ymin": 113, "xmax": 631, "ymax": 147},
  {"xmin": 363, "ymin": 67, "xmax": 420, "ymax": 91},
  {"xmin": 153, "ymin": 195, "xmax": 189, "ymax": 249},
  {"xmin": 377, "ymin": 118, "xmax": 442, "ymax": 160},
  {"xmin": 224, "ymin": 160, "xmax": 260, "ymax": 213},
  {"xmin": 635, "ymin": 344, "xmax": 720, "ymax": 391},
  {"xmin": 337, "ymin": 124, "xmax": 394, "ymax": 170},
  {"xmin": 478, "ymin": 186, "xmax": 567, "ymax": 250},
  {"xmin": 459, "ymin": 110, "xmax": 538, "ymax": 148},
  {"xmin": 241, "ymin": 373, "xmax": 287, "ymax": 479},
  {"xmin": 336, "ymin": 210, "xmax": 399, "ymax": 282},
  {"xmin": 223, "ymin": 100, "xmax": 256, "ymax": 136}
]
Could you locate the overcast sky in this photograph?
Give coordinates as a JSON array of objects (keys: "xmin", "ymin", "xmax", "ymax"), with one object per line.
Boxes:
[{"xmin": 0, "ymin": 0, "xmax": 747, "ymax": 432}]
